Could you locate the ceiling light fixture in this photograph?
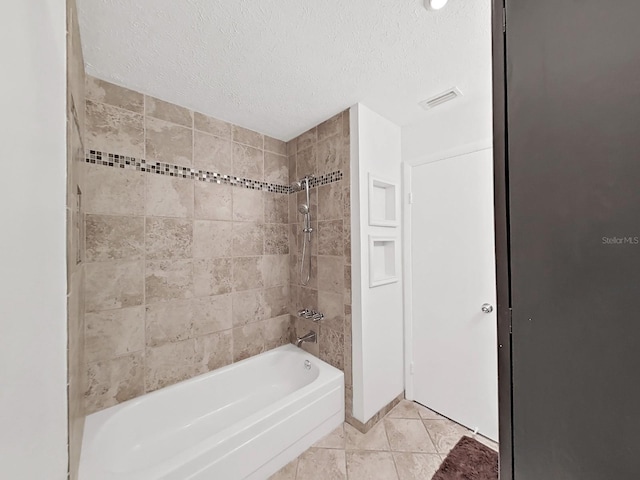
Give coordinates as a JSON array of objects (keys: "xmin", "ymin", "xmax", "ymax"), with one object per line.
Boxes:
[{"xmin": 426, "ymin": 0, "xmax": 449, "ymax": 10}]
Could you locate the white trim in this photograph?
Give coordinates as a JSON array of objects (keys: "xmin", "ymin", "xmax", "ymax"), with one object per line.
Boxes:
[
  {"xmin": 402, "ymin": 162, "xmax": 414, "ymax": 399},
  {"xmin": 408, "ymin": 138, "xmax": 493, "ymax": 166}
]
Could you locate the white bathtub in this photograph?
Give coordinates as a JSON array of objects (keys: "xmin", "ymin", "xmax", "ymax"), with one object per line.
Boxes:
[{"xmin": 79, "ymin": 344, "xmax": 344, "ymax": 480}]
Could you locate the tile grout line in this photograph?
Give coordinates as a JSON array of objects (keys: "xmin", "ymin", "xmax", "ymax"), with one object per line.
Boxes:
[{"xmin": 380, "ymin": 415, "xmax": 402, "ymax": 479}]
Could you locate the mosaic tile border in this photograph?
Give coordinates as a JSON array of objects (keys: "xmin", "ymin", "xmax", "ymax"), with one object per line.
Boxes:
[{"xmin": 85, "ymin": 150, "xmax": 343, "ymax": 194}]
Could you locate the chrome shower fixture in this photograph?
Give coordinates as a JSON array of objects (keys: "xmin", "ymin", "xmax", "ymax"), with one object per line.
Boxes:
[{"xmin": 293, "ymin": 175, "xmax": 314, "ymax": 285}]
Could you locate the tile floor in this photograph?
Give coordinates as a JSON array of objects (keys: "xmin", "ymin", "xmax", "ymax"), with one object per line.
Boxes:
[{"xmin": 269, "ymin": 400, "xmax": 498, "ymax": 480}]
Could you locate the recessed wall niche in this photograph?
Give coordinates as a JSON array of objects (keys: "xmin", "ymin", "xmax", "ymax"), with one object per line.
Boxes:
[
  {"xmin": 369, "ymin": 236, "xmax": 398, "ymax": 287},
  {"xmin": 368, "ymin": 174, "xmax": 398, "ymax": 227}
]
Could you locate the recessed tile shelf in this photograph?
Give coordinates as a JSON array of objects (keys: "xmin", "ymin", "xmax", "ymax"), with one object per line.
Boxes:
[
  {"xmin": 369, "ymin": 236, "xmax": 398, "ymax": 287},
  {"xmin": 368, "ymin": 174, "xmax": 398, "ymax": 227}
]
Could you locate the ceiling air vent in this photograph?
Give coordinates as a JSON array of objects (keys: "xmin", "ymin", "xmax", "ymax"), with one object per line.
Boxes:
[{"xmin": 419, "ymin": 87, "xmax": 463, "ymax": 110}]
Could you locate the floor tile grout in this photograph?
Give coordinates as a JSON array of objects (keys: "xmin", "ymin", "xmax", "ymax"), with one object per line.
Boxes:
[{"xmin": 273, "ymin": 399, "xmax": 498, "ymax": 480}]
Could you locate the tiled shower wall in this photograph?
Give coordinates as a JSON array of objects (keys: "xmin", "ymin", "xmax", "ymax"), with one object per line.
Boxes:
[
  {"xmin": 66, "ymin": 0, "xmax": 86, "ymax": 477},
  {"xmin": 287, "ymin": 112, "xmax": 354, "ymax": 421},
  {"xmin": 82, "ymin": 76, "xmax": 291, "ymax": 413}
]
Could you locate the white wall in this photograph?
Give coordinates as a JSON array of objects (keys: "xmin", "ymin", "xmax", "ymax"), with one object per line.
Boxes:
[
  {"xmin": 0, "ymin": 1, "xmax": 69, "ymax": 479},
  {"xmin": 402, "ymin": 95, "xmax": 493, "ymax": 164},
  {"xmin": 350, "ymin": 104, "xmax": 404, "ymax": 423}
]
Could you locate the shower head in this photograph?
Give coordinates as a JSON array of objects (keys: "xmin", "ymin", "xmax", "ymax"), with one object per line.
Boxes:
[
  {"xmin": 298, "ymin": 204, "xmax": 309, "ymax": 214},
  {"xmin": 290, "ymin": 181, "xmax": 302, "ymax": 192}
]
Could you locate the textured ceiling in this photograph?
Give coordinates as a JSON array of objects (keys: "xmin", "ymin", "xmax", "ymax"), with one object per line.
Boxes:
[{"xmin": 77, "ymin": 0, "xmax": 491, "ymax": 141}]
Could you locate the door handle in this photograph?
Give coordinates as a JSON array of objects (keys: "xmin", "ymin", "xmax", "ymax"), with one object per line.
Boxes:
[{"xmin": 481, "ymin": 303, "xmax": 493, "ymax": 313}]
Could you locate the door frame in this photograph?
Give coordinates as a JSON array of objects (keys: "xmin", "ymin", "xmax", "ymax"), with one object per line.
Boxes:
[
  {"xmin": 402, "ymin": 139, "xmax": 493, "ymax": 401},
  {"xmin": 491, "ymin": 0, "xmax": 513, "ymax": 478}
]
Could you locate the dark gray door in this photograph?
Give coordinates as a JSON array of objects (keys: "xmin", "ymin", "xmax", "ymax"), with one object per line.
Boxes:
[{"xmin": 506, "ymin": 1, "xmax": 640, "ymax": 478}]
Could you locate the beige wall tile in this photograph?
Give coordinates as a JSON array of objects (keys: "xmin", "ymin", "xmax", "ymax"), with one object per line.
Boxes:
[
  {"xmin": 232, "ymin": 322, "xmax": 265, "ymax": 361},
  {"xmin": 318, "ymin": 291, "xmax": 344, "ymax": 333},
  {"xmin": 318, "ymin": 220, "xmax": 344, "ymax": 256},
  {"xmin": 344, "ymin": 220, "xmax": 352, "ymax": 264},
  {"xmin": 145, "ymin": 217, "xmax": 193, "ymax": 260},
  {"xmin": 197, "ymin": 330, "xmax": 233, "ymax": 371},
  {"xmin": 318, "ymin": 256, "xmax": 344, "ymax": 294},
  {"xmin": 265, "ymin": 193, "xmax": 289, "ymax": 224},
  {"xmin": 232, "ymin": 289, "xmax": 267, "ymax": 326},
  {"xmin": 68, "ymin": 7, "xmax": 86, "ymax": 475},
  {"xmin": 233, "ymin": 188, "xmax": 264, "ymax": 222},
  {"xmin": 296, "ymin": 127, "xmax": 317, "ymax": 152},
  {"xmin": 262, "ymin": 255, "xmax": 289, "ymax": 288},
  {"xmin": 194, "ymin": 112, "xmax": 232, "ymax": 138},
  {"xmin": 145, "ymin": 175, "xmax": 194, "ymax": 218},
  {"xmin": 145, "ymin": 259, "xmax": 194, "ymax": 304},
  {"xmin": 85, "ymin": 260, "xmax": 144, "ymax": 312},
  {"xmin": 232, "ymin": 223, "xmax": 264, "ymax": 256},
  {"xmin": 193, "ymin": 257, "xmax": 233, "ymax": 296},
  {"xmin": 297, "ymin": 146, "xmax": 317, "ymax": 177},
  {"xmin": 317, "ymin": 135, "xmax": 341, "ymax": 174},
  {"xmin": 288, "ymin": 155, "xmax": 297, "ymax": 183},
  {"xmin": 319, "ymin": 326, "xmax": 344, "ymax": 371},
  {"xmin": 85, "ymin": 214, "xmax": 144, "ymax": 262},
  {"xmin": 264, "ymin": 315, "xmax": 292, "ymax": 351},
  {"xmin": 145, "ymin": 300, "xmax": 193, "ymax": 347},
  {"xmin": 318, "ymin": 113, "xmax": 342, "ymax": 141},
  {"xmin": 192, "ymin": 294, "xmax": 232, "ymax": 335},
  {"xmin": 194, "ymin": 182, "xmax": 232, "ymax": 221},
  {"xmin": 264, "ymin": 153, "xmax": 288, "ymax": 184},
  {"xmin": 318, "ymin": 182, "xmax": 343, "ymax": 220},
  {"xmin": 232, "ymin": 256, "xmax": 264, "ymax": 291},
  {"xmin": 85, "ymin": 306, "xmax": 144, "ymax": 362},
  {"xmin": 232, "ymin": 125, "xmax": 264, "ymax": 149},
  {"xmin": 265, "ymin": 285, "xmax": 289, "ymax": 318},
  {"xmin": 344, "ymin": 265, "xmax": 352, "ymax": 306},
  {"xmin": 145, "ymin": 117, "xmax": 193, "ymax": 165},
  {"xmin": 86, "ymin": 100, "xmax": 144, "ymax": 157},
  {"xmin": 86, "ymin": 75, "xmax": 144, "ymax": 113},
  {"xmin": 194, "ymin": 131, "xmax": 232, "ymax": 172},
  {"xmin": 146, "ymin": 95, "xmax": 193, "ymax": 127},
  {"xmin": 85, "ymin": 352, "xmax": 144, "ymax": 413},
  {"xmin": 83, "ymin": 164, "xmax": 145, "ymax": 215},
  {"xmin": 299, "ymin": 286, "xmax": 319, "ymax": 312},
  {"xmin": 264, "ymin": 224, "xmax": 289, "ymax": 255},
  {"xmin": 264, "ymin": 136, "xmax": 287, "ymax": 155},
  {"xmin": 232, "ymin": 143, "xmax": 264, "ymax": 179},
  {"xmin": 287, "ymin": 139, "xmax": 297, "ymax": 157},
  {"xmin": 193, "ymin": 220, "xmax": 233, "ymax": 258},
  {"xmin": 145, "ymin": 339, "xmax": 203, "ymax": 391}
]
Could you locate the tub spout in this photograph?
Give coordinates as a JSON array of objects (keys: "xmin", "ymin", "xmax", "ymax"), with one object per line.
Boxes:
[{"xmin": 295, "ymin": 330, "xmax": 317, "ymax": 347}]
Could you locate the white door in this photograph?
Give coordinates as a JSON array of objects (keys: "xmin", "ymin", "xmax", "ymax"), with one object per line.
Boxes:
[{"xmin": 410, "ymin": 148, "xmax": 498, "ymax": 441}]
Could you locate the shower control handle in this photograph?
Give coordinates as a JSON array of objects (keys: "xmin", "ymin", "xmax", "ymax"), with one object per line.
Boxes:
[
  {"xmin": 297, "ymin": 309, "xmax": 324, "ymax": 322},
  {"xmin": 481, "ymin": 303, "xmax": 494, "ymax": 314}
]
